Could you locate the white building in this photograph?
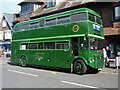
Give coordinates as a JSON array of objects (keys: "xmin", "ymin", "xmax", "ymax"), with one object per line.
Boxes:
[{"xmin": 0, "ymin": 13, "xmax": 13, "ymax": 57}]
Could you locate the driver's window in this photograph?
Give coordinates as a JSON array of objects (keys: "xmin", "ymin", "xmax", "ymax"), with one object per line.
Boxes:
[{"xmin": 80, "ymin": 37, "xmax": 88, "ymax": 49}]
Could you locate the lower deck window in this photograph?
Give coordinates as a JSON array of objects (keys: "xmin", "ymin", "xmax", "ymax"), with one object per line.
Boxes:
[
  {"xmin": 56, "ymin": 41, "xmax": 69, "ymax": 49},
  {"xmin": 29, "ymin": 43, "xmax": 37, "ymax": 49},
  {"xmin": 20, "ymin": 41, "xmax": 69, "ymax": 50},
  {"xmin": 38, "ymin": 43, "xmax": 43, "ymax": 49},
  {"xmin": 44, "ymin": 42, "xmax": 55, "ymax": 49},
  {"xmin": 21, "ymin": 43, "xmax": 28, "ymax": 50}
]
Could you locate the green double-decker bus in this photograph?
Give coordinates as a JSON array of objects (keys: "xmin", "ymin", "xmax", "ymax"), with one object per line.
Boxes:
[{"xmin": 11, "ymin": 8, "xmax": 104, "ymax": 75}]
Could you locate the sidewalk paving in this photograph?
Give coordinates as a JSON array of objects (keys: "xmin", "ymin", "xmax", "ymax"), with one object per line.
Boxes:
[{"xmin": 101, "ymin": 68, "xmax": 119, "ymax": 74}]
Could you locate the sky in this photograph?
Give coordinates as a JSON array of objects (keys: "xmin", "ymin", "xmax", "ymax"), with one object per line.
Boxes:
[{"xmin": 0, "ymin": 0, "xmax": 22, "ymax": 19}]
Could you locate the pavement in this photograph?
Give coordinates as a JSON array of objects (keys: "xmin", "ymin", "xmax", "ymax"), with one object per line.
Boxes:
[
  {"xmin": 0, "ymin": 57, "xmax": 119, "ymax": 74},
  {"xmin": 100, "ymin": 68, "xmax": 119, "ymax": 74}
]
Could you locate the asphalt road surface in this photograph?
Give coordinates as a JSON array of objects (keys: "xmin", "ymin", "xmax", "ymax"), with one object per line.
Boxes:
[{"xmin": 0, "ymin": 58, "xmax": 119, "ymax": 89}]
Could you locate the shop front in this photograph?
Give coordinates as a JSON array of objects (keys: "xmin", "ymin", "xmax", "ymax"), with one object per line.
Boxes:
[{"xmin": 0, "ymin": 42, "xmax": 11, "ymax": 58}]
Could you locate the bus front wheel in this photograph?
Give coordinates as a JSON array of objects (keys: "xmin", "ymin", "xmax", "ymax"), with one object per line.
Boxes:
[
  {"xmin": 20, "ymin": 56, "xmax": 27, "ymax": 67},
  {"xmin": 73, "ymin": 59, "xmax": 87, "ymax": 75}
]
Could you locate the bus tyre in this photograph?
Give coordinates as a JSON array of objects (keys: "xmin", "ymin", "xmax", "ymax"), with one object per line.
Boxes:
[
  {"xmin": 93, "ymin": 68, "xmax": 100, "ymax": 74},
  {"xmin": 20, "ymin": 56, "xmax": 27, "ymax": 67},
  {"xmin": 73, "ymin": 60, "xmax": 87, "ymax": 75}
]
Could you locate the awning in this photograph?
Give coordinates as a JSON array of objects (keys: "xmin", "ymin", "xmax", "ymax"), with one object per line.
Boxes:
[{"xmin": 0, "ymin": 44, "xmax": 11, "ymax": 46}]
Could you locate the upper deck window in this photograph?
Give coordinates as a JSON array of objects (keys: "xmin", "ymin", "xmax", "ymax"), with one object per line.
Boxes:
[
  {"xmin": 96, "ymin": 17, "xmax": 102, "ymax": 25},
  {"xmin": 21, "ymin": 24, "xmax": 29, "ymax": 30},
  {"xmin": 89, "ymin": 14, "xmax": 95, "ymax": 22},
  {"xmin": 71, "ymin": 13, "xmax": 86, "ymax": 22},
  {"xmin": 39, "ymin": 20, "xmax": 44, "ymax": 27},
  {"xmin": 45, "ymin": 19, "xmax": 56, "ymax": 26},
  {"xmin": 57, "ymin": 16, "xmax": 70, "ymax": 24},
  {"xmin": 46, "ymin": 0, "xmax": 56, "ymax": 8},
  {"xmin": 15, "ymin": 25, "xmax": 21, "ymax": 31},
  {"xmin": 88, "ymin": 13, "xmax": 102, "ymax": 25},
  {"xmin": 30, "ymin": 22, "xmax": 38, "ymax": 29}
]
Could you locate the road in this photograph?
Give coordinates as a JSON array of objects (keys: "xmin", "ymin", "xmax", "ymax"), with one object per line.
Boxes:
[{"xmin": 0, "ymin": 58, "xmax": 119, "ymax": 89}]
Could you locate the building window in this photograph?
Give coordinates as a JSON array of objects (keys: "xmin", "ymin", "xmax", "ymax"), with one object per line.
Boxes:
[
  {"xmin": 21, "ymin": 3, "xmax": 33, "ymax": 14},
  {"xmin": 4, "ymin": 30, "xmax": 12, "ymax": 40},
  {"xmin": 2, "ymin": 20, "xmax": 7, "ymax": 27},
  {"xmin": 46, "ymin": 0, "xmax": 56, "ymax": 8},
  {"xmin": 114, "ymin": 6, "xmax": 120, "ymax": 20},
  {"xmin": 0, "ymin": 31, "xmax": 4, "ymax": 40},
  {"xmin": 33, "ymin": 4, "xmax": 41, "ymax": 11}
]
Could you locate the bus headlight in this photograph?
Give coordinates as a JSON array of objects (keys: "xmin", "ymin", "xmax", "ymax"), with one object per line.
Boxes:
[
  {"xmin": 90, "ymin": 60, "xmax": 92, "ymax": 63},
  {"xmin": 90, "ymin": 59, "xmax": 94, "ymax": 63},
  {"xmin": 92, "ymin": 59, "xmax": 94, "ymax": 62}
]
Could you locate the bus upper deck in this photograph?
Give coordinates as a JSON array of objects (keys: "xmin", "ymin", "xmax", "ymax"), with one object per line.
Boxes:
[{"xmin": 13, "ymin": 8, "xmax": 103, "ymax": 42}]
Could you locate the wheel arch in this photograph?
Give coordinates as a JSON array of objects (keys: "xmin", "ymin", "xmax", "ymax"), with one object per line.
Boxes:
[
  {"xmin": 20, "ymin": 54, "xmax": 27, "ymax": 60},
  {"xmin": 19, "ymin": 55, "xmax": 27, "ymax": 67},
  {"xmin": 73, "ymin": 57, "xmax": 88, "ymax": 66}
]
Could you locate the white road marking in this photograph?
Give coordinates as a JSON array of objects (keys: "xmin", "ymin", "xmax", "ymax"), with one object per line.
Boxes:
[
  {"xmin": 61, "ymin": 80, "xmax": 99, "ymax": 89},
  {"xmin": 8, "ymin": 69, "xmax": 38, "ymax": 77},
  {"xmin": 16, "ymin": 66, "xmax": 58, "ymax": 74}
]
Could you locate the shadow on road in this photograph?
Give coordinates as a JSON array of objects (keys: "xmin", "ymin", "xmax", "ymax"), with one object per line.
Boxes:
[{"xmin": 7, "ymin": 61, "xmax": 101, "ymax": 75}]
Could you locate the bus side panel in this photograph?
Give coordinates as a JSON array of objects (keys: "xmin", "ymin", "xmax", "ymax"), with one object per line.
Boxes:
[
  {"xmin": 13, "ymin": 21, "xmax": 89, "ymax": 41},
  {"xmin": 43, "ymin": 50, "xmax": 72, "ymax": 69},
  {"xmin": 17, "ymin": 50, "xmax": 72, "ymax": 69},
  {"xmin": 11, "ymin": 42, "xmax": 20, "ymax": 63}
]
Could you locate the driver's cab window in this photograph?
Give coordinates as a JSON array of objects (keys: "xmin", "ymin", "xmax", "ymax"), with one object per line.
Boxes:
[{"xmin": 80, "ymin": 37, "xmax": 88, "ymax": 49}]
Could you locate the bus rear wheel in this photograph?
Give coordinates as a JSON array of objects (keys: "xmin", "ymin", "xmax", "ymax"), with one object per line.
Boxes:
[
  {"xmin": 73, "ymin": 59, "xmax": 87, "ymax": 75},
  {"xmin": 20, "ymin": 56, "xmax": 27, "ymax": 67}
]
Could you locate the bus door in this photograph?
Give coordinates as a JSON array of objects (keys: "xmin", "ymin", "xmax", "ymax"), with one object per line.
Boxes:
[{"xmin": 71, "ymin": 37, "xmax": 78, "ymax": 56}]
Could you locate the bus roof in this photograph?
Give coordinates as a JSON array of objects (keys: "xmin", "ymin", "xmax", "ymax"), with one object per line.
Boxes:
[{"xmin": 14, "ymin": 8, "xmax": 101, "ymax": 27}]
